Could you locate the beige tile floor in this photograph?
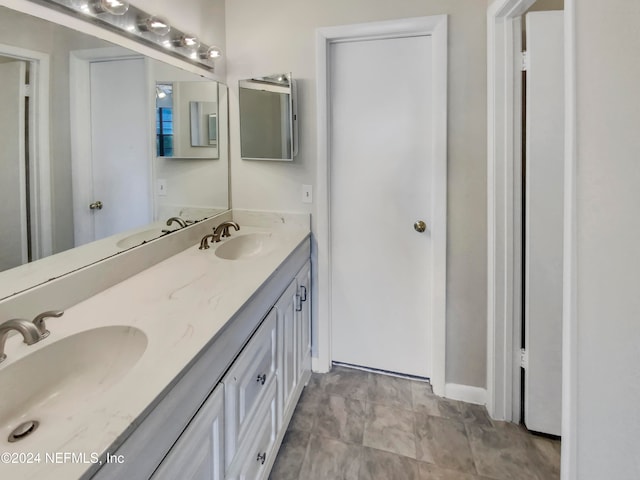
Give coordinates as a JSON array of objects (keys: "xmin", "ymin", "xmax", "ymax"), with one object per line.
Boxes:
[{"xmin": 269, "ymin": 366, "xmax": 560, "ymax": 480}]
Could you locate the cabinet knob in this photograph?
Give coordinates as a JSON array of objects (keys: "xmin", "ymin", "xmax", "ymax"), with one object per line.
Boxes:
[
  {"xmin": 256, "ymin": 452, "xmax": 266, "ymax": 465},
  {"xmin": 256, "ymin": 373, "xmax": 266, "ymax": 385},
  {"xmin": 89, "ymin": 200, "xmax": 103, "ymax": 210}
]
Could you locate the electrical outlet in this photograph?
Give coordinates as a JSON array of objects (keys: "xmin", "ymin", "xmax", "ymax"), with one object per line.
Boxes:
[
  {"xmin": 157, "ymin": 179, "xmax": 168, "ymax": 196},
  {"xmin": 302, "ymin": 184, "xmax": 313, "ymax": 204}
]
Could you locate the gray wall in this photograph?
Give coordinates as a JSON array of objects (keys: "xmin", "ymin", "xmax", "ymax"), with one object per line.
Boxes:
[
  {"xmin": 226, "ymin": 0, "xmax": 488, "ymax": 388},
  {"xmin": 574, "ymin": 1, "xmax": 640, "ymax": 477}
]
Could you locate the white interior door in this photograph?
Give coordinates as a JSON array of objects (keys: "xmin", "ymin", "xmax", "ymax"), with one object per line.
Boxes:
[
  {"xmin": 0, "ymin": 60, "xmax": 28, "ymax": 271},
  {"xmin": 85, "ymin": 58, "xmax": 151, "ymax": 242},
  {"xmin": 524, "ymin": 11, "xmax": 564, "ymax": 436},
  {"xmin": 330, "ymin": 35, "xmax": 434, "ymax": 378}
]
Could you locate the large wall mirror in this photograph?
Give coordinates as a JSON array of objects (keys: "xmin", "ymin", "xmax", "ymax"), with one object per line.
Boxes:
[{"xmin": 0, "ymin": 4, "xmax": 229, "ymax": 299}]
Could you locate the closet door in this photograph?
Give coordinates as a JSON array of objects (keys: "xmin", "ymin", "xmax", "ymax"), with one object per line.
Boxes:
[{"xmin": 524, "ymin": 10, "xmax": 564, "ymax": 436}]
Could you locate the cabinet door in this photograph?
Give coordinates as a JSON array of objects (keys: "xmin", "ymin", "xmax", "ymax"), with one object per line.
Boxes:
[
  {"xmin": 275, "ymin": 280, "xmax": 298, "ymax": 428},
  {"xmin": 296, "ymin": 261, "xmax": 312, "ymax": 380},
  {"xmin": 225, "ymin": 380, "xmax": 278, "ymax": 480},
  {"xmin": 223, "ymin": 309, "xmax": 278, "ymax": 469},
  {"xmin": 151, "ymin": 383, "xmax": 224, "ymax": 480}
]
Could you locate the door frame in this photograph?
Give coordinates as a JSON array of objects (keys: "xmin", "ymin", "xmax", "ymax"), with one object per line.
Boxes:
[
  {"xmin": 487, "ymin": 0, "xmax": 577, "ymax": 476},
  {"xmin": 70, "ymin": 47, "xmax": 153, "ymax": 246},
  {"xmin": 315, "ymin": 15, "xmax": 448, "ymax": 396},
  {"xmin": 0, "ymin": 42, "xmax": 52, "ymax": 261}
]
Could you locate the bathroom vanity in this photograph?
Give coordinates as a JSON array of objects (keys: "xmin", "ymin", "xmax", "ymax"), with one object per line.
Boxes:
[{"xmin": 0, "ymin": 213, "xmax": 311, "ymax": 480}]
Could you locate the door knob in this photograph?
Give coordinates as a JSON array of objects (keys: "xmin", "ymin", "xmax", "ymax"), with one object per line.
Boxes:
[
  {"xmin": 89, "ymin": 201, "xmax": 103, "ymax": 210},
  {"xmin": 414, "ymin": 220, "xmax": 427, "ymax": 233}
]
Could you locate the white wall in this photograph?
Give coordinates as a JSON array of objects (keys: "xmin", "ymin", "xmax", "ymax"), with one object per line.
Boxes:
[
  {"xmin": 226, "ymin": 0, "xmax": 488, "ymax": 388},
  {"xmin": 572, "ymin": 1, "xmax": 640, "ymax": 478}
]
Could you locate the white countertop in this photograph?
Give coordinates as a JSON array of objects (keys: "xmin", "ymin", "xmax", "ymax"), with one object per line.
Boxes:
[{"xmin": 0, "ymin": 217, "xmax": 309, "ymax": 480}]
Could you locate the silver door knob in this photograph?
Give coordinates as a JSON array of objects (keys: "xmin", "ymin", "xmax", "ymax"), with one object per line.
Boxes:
[
  {"xmin": 414, "ymin": 220, "xmax": 427, "ymax": 233},
  {"xmin": 89, "ymin": 201, "xmax": 103, "ymax": 210}
]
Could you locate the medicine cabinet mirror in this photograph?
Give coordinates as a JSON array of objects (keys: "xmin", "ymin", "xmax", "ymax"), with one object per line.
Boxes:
[{"xmin": 239, "ymin": 73, "xmax": 298, "ymax": 161}]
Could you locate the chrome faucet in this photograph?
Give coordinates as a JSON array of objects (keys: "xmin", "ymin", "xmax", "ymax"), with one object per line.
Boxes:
[
  {"xmin": 0, "ymin": 319, "xmax": 45, "ymax": 363},
  {"xmin": 213, "ymin": 221, "xmax": 240, "ymax": 242}
]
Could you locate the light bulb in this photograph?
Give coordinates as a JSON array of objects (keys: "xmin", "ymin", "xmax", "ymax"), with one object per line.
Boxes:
[
  {"xmin": 172, "ymin": 34, "xmax": 200, "ymax": 50},
  {"xmin": 199, "ymin": 46, "xmax": 222, "ymax": 60},
  {"xmin": 88, "ymin": 0, "xmax": 129, "ymax": 15},
  {"xmin": 137, "ymin": 16, "xmax": 171, "ymax": 36}
]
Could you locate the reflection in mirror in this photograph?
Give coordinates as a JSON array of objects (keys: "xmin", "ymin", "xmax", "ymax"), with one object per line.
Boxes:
[
  {"xmin": 190, "ymin": 101, "xmax": 218, "ymax": 147},
  {"xmin": 0, "ymin": 5, "xmax": 229, "ymax": 298},
  {"xmin": 155, "ymin": 81, "xmax": 220, "ymax": 158},
  {"xmin": 239, "ymin": 73, "xmax": 298, "ymax": 161}
]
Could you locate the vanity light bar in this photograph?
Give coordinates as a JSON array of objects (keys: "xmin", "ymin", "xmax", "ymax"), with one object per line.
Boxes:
[{"xmin": 29, "ymin": 0, "xmax": 221, "ymax": 70}]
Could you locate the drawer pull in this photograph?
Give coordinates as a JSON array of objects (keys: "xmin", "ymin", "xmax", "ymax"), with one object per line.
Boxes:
[
  {"xmin": 300, "ymin": 285, "xmax": 307, "ymax": 302},
  {"xmin": 256, "ymin": 452, "xmax": 266, "ymax": 465},
  {"xmin": 256, "ymin": 373, "xmax": 267, "ymax": 385}
]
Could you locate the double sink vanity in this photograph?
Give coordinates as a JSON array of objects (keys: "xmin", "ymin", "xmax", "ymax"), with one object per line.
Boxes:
[{"xmin": 0, "ymin": 212, "xmax": 312, "ymax": 480}]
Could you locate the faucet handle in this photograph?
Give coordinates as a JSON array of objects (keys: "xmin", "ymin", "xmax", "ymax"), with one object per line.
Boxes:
[
  {"xmin": 32, "ymin": 310, "xmax": 64, "ymax": 338},
  {"xmin": 199, "ymin": 234, "xmax": 216, "ymax": 250}
]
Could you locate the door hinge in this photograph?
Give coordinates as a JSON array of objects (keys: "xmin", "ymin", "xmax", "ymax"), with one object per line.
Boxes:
[
  {"xmin": 24, "ymin": 84, "xmax": 32, "ymax": 97},
  {"xmin": 520, "ymin": 348, "xmax": 528, "ymax": 369},
  {"xmin": 521, "ymin": 51, "xmax": 529, "ymax": 72}
]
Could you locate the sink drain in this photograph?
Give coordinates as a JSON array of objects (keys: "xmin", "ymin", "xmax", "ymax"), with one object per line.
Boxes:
[{"xmin": 8, "ymin": 420, "xmax": 39, "ymax": 442}]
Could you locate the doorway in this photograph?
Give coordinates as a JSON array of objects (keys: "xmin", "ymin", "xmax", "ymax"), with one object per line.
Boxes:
[
  {"xmin": 0, "ymin": 45, "xmax": 52, "ymax": 273},
  {"xmin": 70, "ymin": 50, "xmax": 152, "ymax": 246},
  {"xmin": 316, "ymin": 16, "xmax": 448, "ymax": 394},
  {"xmin": 487, "ymin": 0, "xmax": 567, "ymax": 442}
]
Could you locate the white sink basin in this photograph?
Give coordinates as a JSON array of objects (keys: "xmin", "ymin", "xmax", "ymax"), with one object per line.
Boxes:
[
  {"xmin": 0, "ymin": 326, "xmax": 147, "ymax": 444},
  {"xmin": 116, "ymin": 228, "xmax": 166, "ymax": 249},
  {"xmin": 214, "ymin": 233, "xmax": 275, "ymax": 260}
]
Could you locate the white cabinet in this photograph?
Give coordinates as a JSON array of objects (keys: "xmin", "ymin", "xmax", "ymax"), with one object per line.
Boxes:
[
  {"xmin": 223, "ymin": 309, "xmax": 278, "ymax": 470},
  {"xmin": 276, "ymin": 261, "xmax": 312, "ymax": 428},
  {"xmin": 151, "ymin": 384, "xmax": 224, "ymax": 480},
  {"xmin": 275, "ymin": 280, "xmax": 298, "ymax": 428},
  {"xmin": 296, "ymin": 262, "xmax": 312, "ymax": 383}
]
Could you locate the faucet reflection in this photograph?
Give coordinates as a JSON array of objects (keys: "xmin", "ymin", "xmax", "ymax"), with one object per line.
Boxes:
[{"xmin": 166, "ymin": 217, "xmax": 190, "ymax": 229}]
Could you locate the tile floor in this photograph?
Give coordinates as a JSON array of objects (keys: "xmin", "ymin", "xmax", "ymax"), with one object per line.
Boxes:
[{"xmin": 269, "ymin": 366, "xmax": 560, "ymax": 480}]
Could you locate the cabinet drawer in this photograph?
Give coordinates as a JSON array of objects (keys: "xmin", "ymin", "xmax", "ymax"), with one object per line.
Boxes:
[
  {"xmin": 151, "ymin": 383, "xmax": 224, "ymax": 480},
  {"xmin": 226, "ymin": 380, "xmax": 278, "ymax": 480},
  {"xmin": 223, "ymin": 308, "xmax": 277, "ymax": 468}
]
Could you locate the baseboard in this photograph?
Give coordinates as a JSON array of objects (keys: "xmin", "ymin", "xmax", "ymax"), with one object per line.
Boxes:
[{"xmin": 444, "ymin": 383, "xmax": 487, "ymax": 405}]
